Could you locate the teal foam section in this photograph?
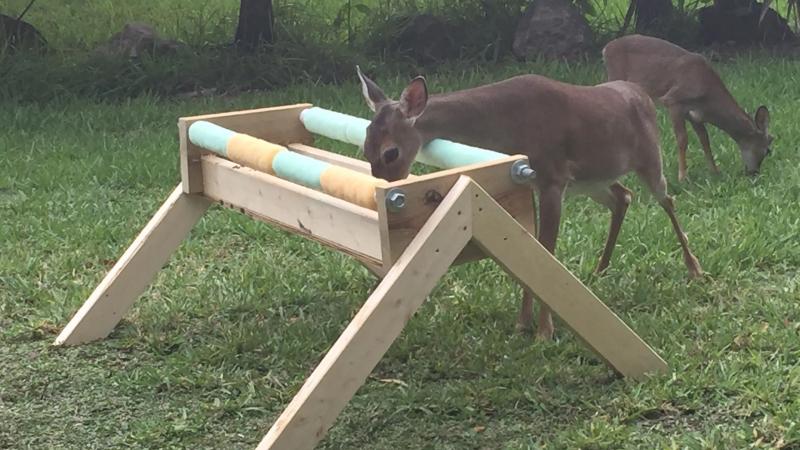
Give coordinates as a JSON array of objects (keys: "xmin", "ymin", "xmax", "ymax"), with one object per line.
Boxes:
[
  {"xmin": 300, "ymin": 107, "xmax": 506, "ymax": 168},
  {"xmin": 417, "ymin": 140, "xmax": 505, "ymax": 168},
  {"xmin": 301, "ymin": 107, "xmax": 368, "ymax": 146},
  {"xmin": 272, "ymin": 150, "xmax": 328, "ymax": 190},
  {"xmin": 188, "ymin": 121, "xmax": 236, "ymax": 156}
]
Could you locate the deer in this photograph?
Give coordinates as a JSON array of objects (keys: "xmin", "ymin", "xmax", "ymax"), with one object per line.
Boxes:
[
  {"xmin": 602, "ymin": 34, "xmax": 773, "ymax": 181},
  {"xmin": 356, "ymin": 66, "xmax": 703, "ymax": 340}
]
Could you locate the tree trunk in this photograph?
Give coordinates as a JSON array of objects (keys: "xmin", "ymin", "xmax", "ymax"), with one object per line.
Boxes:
[
  {"xmin": 620, "ymin": 0, "xmax": 674, "ymax": 35},
  {"xmin": 234, "ymin": 0, "xmax": 274, "ymax": 50}
]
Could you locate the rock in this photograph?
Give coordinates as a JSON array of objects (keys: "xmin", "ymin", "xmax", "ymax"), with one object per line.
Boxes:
[
  {"xmin": 93, "ymin": 22, "xmax": 184, "ymax": 59},
  {"xmin": 512, "ymin": 0, "xmax": 594, "ymax": 59},
  {"xmin": 388, "ymin": 14, "xmax": 456, "ymax": 63},
  {"xmin": 698, "ymin": 2, "xmax": 795, "ymax": 45},
  {"xmin": 0, "ymin": 13, "xmax": 47, "ymax": 53}
]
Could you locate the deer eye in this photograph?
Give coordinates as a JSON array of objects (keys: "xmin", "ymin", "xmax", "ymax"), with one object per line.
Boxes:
[{"xmin": 382, "ymin": 147, "xmax": 399, "ymax": 164}]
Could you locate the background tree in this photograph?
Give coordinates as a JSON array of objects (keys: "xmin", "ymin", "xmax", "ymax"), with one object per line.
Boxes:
[{"xmin": 234, "ymin": 0, "xmax": 274, "ymax": 50}]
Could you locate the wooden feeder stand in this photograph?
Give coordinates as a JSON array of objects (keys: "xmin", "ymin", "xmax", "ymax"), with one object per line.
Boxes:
[{"xmin": 54, "ymin": 104, "xmax": 668, "ymax": 450}]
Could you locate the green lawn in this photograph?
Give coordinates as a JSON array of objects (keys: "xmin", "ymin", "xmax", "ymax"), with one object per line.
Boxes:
[{"xmin": 2, "ymin": 57, "xmax": 800, "ymax": 449}]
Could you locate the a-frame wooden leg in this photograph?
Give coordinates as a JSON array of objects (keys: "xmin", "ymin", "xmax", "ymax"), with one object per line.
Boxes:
[
  {"xmin": 257, "ymin": 177, "xmax": 475, "ymax": 450},
  {"xmin": 470, "ymin": 183, "xmax": 668, "ymax": 379},
  {"xmin": 54, "ymin": 184, "xmax": 211, "ymax": 346}
]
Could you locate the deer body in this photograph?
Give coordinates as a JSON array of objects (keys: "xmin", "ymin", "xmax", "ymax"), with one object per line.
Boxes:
[
  {"xmin": 357, "ymin": 69, "xmax": 702, "ymax": 339},
  {"xmin": 412, "ymin": 77, "xmax": 661, "ymax": 188},
  {"xmin": 603, "ymin": 34, "xmax": 772, "ymax": 180}
]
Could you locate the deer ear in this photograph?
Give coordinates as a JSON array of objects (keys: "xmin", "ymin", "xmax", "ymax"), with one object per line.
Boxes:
[
  {"xmin": 357, "ymin": 66, "xmax": 388, "ymax": 112},
  {"xmin": 755, "ymin": 105, "xmax": 769, "ymax": 132},
  {"xmin": 399, "ymin": 76, "xmax": 428, "ymax": 121}
]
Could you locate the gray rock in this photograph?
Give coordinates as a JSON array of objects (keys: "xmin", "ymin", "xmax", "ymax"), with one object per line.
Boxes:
[
  {"xmin": 512, "ymin": 0, "xmax": 594, "ymax": 59},
  {"xmin": 389, "ymin": 13, "xmax": 456, "ymax": 63},
  {"xmin": 94, "ymin": 22, "xmax": 184, "ymax": 58},
  {"xmin": 1, "ymin": 13, "xmax": 47, "ymax": 53}
]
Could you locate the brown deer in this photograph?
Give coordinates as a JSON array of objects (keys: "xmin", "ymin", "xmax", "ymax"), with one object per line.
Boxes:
[
  {"xmin": 357, "ymin": 67, "xmax": 703, "ymax": 340},
  {"xmin": 603, "ymin": 34, "xmax": 773, "ymax": 181}
]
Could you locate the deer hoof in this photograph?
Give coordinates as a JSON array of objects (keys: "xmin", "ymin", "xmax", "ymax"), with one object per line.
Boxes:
[
  {"xmin": 686, "ymin": 255, "xmax": 704, "ymax": 279},
  {"xmin": 594, "ymin": 258, "xmax": 610, "ymax": 276},
  {"xmin": 535, "ymin": 328, "xmax": 554, "ymax": 341},
  {"xmin": 515, "ymin": 321, "xmax": 533, "ymax": 335}
]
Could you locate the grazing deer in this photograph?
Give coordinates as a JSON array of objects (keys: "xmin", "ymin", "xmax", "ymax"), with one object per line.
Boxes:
[
  {"xmin": 357, "ymin": 67, "xmax": 703, "ymax": 340},
  {"xmin": 603, "ymin": 34, "xmax": 772, "ymax": 181}
]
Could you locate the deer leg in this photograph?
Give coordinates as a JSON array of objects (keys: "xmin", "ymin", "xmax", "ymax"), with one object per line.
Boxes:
[
  {"xmin": 668, "ymin": 108, "xmax": 690, "ymax": 182},
  {"xmin": 531, "ymin": 185, "xmax": 565, "ymax": 340},
  {"xmin": 590, "ymin": 182, "xmax": 634, "ymax": 275},
  {"xmin": 689, "ymin": 121, "xmax": 720, "ymax": 175},
  {"xmin": 639, "ymin": 171, "xmax": 703, "ymax": 279},
  {"xmin": 516, "ymin": 290, "xmax": 534, "ymax": 334}
]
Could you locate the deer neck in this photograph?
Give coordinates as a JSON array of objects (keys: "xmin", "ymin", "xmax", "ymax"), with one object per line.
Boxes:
[
  {"xmin": 705, "ymin": 97, "xmax": 757, "ymax": 143},
  {"xmin": 413, "ymin": 96, "xmax": 477, "ymax": 145}
]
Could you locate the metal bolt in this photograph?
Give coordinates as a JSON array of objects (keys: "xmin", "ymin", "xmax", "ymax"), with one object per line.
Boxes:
[
  {"xmin": 385, "ymin": 188, "xmax": 407, "ymax": 212},
  {"xmin": 511, "ymin": 160, "xmax": 536, "ymax": 184}
]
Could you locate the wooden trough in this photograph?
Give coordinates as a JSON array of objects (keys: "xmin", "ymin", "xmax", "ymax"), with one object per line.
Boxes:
[{"xmin": 54, "ymin": 103, "xmax": 668, "ymax": 450}]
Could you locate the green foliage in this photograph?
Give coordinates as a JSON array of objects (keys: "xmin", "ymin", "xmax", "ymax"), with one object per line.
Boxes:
[
  {"xmin": 0, "ymin": 0, "xmax": 631, "ymax": 102},
  {"xmin": 2, "ymin": 57, "xmax": 800, "ymax": 448}
]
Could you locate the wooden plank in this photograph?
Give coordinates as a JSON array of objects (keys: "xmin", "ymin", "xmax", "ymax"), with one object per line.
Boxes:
[
  {"xmin": 451, "ymin": 186, "xmax": 536, "ymax": 267},
  {"xmin": 179, "ymin": 120, "xmax": 204, "ymax": 193},
  {"xmin": 179, "ymin": 103, "xmax": 314, "ymax": 145},
  {"xmin": 451, "ymin": 242, "xmax": 489, "ymax": 267},
  {"xmin": 470, "ymin": 183, "xmax": 668, "ymax": 379},
  {"xmin": 54, "ymin": 185, "xmax": 211, "ymax": 346},
  {"xmin": 288, "ymin": 143, "xmax": 418, "ymax": 181},
  {"xmin": 376, "ymin": 155, "xmax": 535, "ymax": 264},
  {"xmin": 178, "ymin": 104, "xmax": 314, "ymax": 194},
  {"xmin": 287, "ymin": 143, "xmax": 371, "ymax": 174},
  {"xmin": 201, "ymin": 155, "xmax": 383, "ymax": 264},
  {"xmin": 258, "ymin": 177, "xmax": 474, "ymax": 450}
]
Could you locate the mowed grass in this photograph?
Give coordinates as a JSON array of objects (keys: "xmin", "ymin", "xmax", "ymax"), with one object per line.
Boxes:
[{"xmin": 2, "ymin": 57, "xmax": 800, "ymax": 449}]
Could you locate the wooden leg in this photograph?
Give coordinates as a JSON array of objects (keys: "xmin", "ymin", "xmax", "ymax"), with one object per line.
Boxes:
[
  {"xmin": 470, "ymin": 183, "xmax": 668, "ymax": 379},
  {"xmin": 54, "ymin": 184, "xmax": 211, "ymax": 346},
  {"xmin": 358, "ymin": 259, "xmax": 387, "ymax": 278},
  {"xmin": 258, "ymin": 177, "xmax": 474, "ymax": 450}
]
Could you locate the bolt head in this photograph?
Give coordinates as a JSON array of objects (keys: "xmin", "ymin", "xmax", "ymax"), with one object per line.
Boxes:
[
  {"xmin": 385, "ymin": 189, "xmax": 407, "ymax": 211},
  {"xmin": 511, "ymin": 160, "xmax": 536, "ymax": 184}
]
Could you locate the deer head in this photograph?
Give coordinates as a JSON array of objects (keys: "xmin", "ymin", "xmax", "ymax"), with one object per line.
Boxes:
[
  {"xmin": 739, "ymin": 105, "xmax": 773, "ymax": 175},
  {"xmin": 357, "ymin": 66, "xmax": 428, "ymax": 181}
]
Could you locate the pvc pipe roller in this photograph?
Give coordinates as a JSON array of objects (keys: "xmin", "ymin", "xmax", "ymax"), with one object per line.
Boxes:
[
  {"xmin": 188, "ymin": 121, "xmax": 385, "ymax": 210},
  {"xmin": 299, "ymin": 107, "xmax": 507, "ymax": 169}
]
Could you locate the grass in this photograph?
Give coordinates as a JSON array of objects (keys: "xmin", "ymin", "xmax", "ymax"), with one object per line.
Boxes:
[{"xmin": 2, "ymin": 56, "xmax": 800, "ymax": 449}]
